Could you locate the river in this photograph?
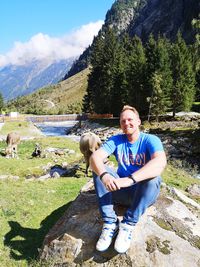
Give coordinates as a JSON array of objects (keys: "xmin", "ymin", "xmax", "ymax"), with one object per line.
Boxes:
[{"xmin": 35, "ymin": 121, "xmax": 80, "ymax": 141}]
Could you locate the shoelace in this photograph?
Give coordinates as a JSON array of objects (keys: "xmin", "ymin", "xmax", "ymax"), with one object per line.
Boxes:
[
  {"xmin": 100, "ymin": 226, "xmax": 116, "ymax": 240},
  {"xmin": 119, "ymin": 226, "xmax": 133, "ymax": 241}
]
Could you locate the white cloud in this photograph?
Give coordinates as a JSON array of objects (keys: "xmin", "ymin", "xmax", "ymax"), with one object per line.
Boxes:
[{"xmin": 0, "ymin": 20, "xmax": 103, "ymax": 67}]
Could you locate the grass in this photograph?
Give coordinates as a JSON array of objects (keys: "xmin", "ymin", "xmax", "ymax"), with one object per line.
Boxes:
[
  {"xmin": 0, "ymin": 120, "xmax": 88, "ymax": 266},
  {"xmin": 0, "ymin": 133, "xmax": 82, "ymax": 179},
  {"xmin": 162, "ymin": 163, "xmax": 200, "ymax": 194},
  {"xmin": 0, "ymin": 121, "xmax": 42, "ymax": 137},
  {"xmin": 0, "ymin": 178, "xmax": 88, "ymax": 267},
  {"xmin": 0, "ymin": 119, "xmax": 200, "ymax": 266}
]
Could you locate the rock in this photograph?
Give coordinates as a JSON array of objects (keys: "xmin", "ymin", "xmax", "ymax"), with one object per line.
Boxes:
[
  {"xmin": 38, "ymin": 173, "xmax": 51, "ymax": 181},
  {"xmin": 186, "ymin": 184, "xmax": 200, "ymax": 198},
  {"xmin": 67, "ymin": 149, "xmax": 75, "ymax": 155},
  {"xmin": 54, "ymin": 150, "xmax": 65, "ymax": 156},
  {"xmin": 40, "ymin": 183, "xmax": 200, "ymax": 266}
]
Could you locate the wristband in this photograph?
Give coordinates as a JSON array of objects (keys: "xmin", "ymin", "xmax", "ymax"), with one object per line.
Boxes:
[
  {"xmin": 128, "ymin": 174, "xmax": 137, "ymax": 184},
  {"xmin": 99, "ymin": 172, "xmax": 109, "ymax": 180}
]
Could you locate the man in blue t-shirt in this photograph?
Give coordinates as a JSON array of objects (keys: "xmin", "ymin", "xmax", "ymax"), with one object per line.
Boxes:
[{"xmin": 90, "ymin": 105, "xmax": 167, "ymax": 254}]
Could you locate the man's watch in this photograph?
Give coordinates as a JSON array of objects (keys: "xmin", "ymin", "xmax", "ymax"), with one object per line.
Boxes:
[{"xmin": 128, "ymin": 174, "xmax": 137, "ymax": 184}]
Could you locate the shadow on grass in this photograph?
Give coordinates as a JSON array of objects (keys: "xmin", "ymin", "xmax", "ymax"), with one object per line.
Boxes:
[{"xmin": 4, "ymin": 201, "xmax": 72, "ymax": 263}]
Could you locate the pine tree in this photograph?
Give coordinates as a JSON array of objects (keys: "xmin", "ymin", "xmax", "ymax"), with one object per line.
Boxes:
[
  {"xmin": 192, "ymin": 15, "xmax": 200, "ymax": 101},
  {"xmin": 85, "ymin": 28, "xmax": 119, "ymax": 114},
  {"xmin": 110, "ymin": 33, "xmax": 131, "ymax": 115},
  {"xmin": 148, "ymin": 71, "xmax": 165, "ymax": 122},
  {"xmin": 126, "ymin": 36, "xmax": 147, "ymax": 114},
  {"xmin": 170, "ymin": 32, "xmax": 196, "ymax": 116},
  {"xmin": 83, "ymin": 32, "xmax": 105, "ymax": 113},
  {"xmin": 110, "ymin": 44, "xmax": 127, "ymax": 115},
  {"xmin": 145, "ymin": 35, "xmax": 173, "ymax": 118}
]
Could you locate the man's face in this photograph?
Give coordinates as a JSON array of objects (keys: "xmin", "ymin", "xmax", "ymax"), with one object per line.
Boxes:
[{"xmin": 120, "ymin": 109, "xmax": 141, "ymax": 135}]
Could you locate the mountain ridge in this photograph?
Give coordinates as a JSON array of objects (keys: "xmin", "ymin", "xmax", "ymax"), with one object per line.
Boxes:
[
  {"xmin": 64, "ymin": 0, "xmax": 200, "ymax": 80},
  {"xmin": 3, "ymin": 0, "xmax": 200, "ymax": 104},
  {"xmin": 6, "ymin": 68, "xmax": 90, "ymax": 115},
  {"xmin": 0, "ymin": 57, "xmax": 75, "ymax": 101}
]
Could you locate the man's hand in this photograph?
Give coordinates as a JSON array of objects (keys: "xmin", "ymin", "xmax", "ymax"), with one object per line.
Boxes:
[
  {"xmin": 101, "ymin": 175, "xmax": 135, "ymax": 191},
  {"xmin": 115, "ymin": 177, "xmax": 134, "ymax": 188},
  {"xmin": 102, "ymin": 174, "xmax": 121, "ymax": 191}
]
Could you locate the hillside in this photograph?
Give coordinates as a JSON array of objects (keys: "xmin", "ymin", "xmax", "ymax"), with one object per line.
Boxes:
[
  {"xmin": 65, "ymin": 0, "xmax": 200, "ymax": 79},
  {"xmin": 0, "ymin": 58, "xmax": 75, "ymax": 101},
  {"xmin": 5, "ymin": 68, "xmax": 90, "ymax": 115}
]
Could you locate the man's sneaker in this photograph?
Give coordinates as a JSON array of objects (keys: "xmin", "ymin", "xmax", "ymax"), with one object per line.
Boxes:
[
  {"xmin": 114, "ymin": 222, "xmax": 134, "ymax": 253},
  {"xmin": 96, "ymin": 222, "xmax": 119, "ymax": 252}
]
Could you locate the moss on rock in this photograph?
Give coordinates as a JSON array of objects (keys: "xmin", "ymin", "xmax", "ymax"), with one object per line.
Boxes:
[{"xmin": 146, "ymin": 236, "xmax": 172, "ymax": 255}]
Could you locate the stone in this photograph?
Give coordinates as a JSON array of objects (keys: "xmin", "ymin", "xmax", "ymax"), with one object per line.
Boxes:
[
  {"xmin": 186, "ymin": 184, "xmax": 200, "ymax": 198},
  {"xmin": 54, "ymin": 150, "xmax": 65, "ymax": 156},
  {"xmin": 40, "ymin": 182, "xmax": 200, "ymax": 267}
]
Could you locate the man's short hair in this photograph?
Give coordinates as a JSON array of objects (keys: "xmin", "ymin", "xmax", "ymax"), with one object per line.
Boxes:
[{"xmin": 120, "ymin": 105, "xmax": 139, "ymax": 117}]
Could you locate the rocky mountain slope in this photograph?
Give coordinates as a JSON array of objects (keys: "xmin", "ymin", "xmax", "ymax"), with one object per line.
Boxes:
[
  {"xmin": 0, "ymin": 57, "xmax": 75, "ymax": 101},
  {"xmin": 65, "ymin": 0, "xmax": 200, "ymax": 79},
  {"xmin": 6, "ymin": 68, "xmax": 90, "ymax": 114}
]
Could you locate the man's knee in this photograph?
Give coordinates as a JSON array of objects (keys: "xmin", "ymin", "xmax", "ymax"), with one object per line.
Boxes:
[{"xmin": 141, "ymin": 176, "xmax": 161, "ymax": 188}]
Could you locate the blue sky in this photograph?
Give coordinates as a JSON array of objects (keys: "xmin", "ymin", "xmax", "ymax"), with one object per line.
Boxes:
[{"xmin": 0, "ymin": 0, "xmax": 115, "ymax": 66}]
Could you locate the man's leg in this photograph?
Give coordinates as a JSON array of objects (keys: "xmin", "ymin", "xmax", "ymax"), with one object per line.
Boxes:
[
  {"xmin": 114, "ymin": 176, "xmax": 162, "ymax": 253},
  {"xmin": 93, "ymin": 167, "xmax": 119, "ymax": 223},
  {"xmin": 93, "ymin": 167, "xmax": 119, "ymax": 251},
  {"xmin": 122, "ymin": 176, "xmax": 162, "ymax": 225}
]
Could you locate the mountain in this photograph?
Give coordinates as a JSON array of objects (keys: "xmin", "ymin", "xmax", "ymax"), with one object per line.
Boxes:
[
  {"xmin": 0, "ymin": 57, "xmax": 75, "ymax": 101},
  {"xmin": 3, "ymin": 0, "xmax": 199, "ymax": 103},
  {"xmin": 64, "ymin": 0, "xmax": 200, "ymax": 79},
  {"xmin": 6, "ymin": 68, "xmax": 90, "ymax": 115}
]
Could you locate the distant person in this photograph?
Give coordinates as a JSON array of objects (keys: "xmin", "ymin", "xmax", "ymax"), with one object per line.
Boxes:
[{"xmin": 90, "ymin": 105, "xmax": 167, "ymax": 253}]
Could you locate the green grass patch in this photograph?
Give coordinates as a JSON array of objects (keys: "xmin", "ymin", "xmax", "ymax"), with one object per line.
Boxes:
[
  {"xmin": 0, "ymin": 121, "xmax": 41, "ymax": 137},
  {"xmin": 0, "ymin": 121, "xmax": 88, "ymax": 266},
  {"xmin": 0, "ymin": 136, "xmax": 82, "ymax": 178},
  {"xmin": 0, "ymin": 177, "xmax": 87, "ymax": 267},
  {"xmin": 162, "ymin": 163, "xmax": 200, "ymax": 203},
  {"xmin": 162, "ymin": 164, "xmax": 198, "ymax": 189}
]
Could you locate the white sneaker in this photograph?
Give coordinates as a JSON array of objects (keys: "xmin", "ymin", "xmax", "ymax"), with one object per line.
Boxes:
[
  {"xmin": 96, "ymin": 222, "xmax": 119, "ymax": 252},
  {"xmin": 114, "ymin": 222, "xmax": 134, "ymax": 253}
]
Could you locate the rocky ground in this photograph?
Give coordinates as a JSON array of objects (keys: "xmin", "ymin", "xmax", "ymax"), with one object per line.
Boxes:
[{"xmin": 40, "ymin": 180, "xmax": 200, "ymax": 267}]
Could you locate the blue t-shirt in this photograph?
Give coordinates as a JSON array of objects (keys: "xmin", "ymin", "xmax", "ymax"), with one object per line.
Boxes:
[{"xmin": 101, "ymin": 132, "xmax": 164, "ymax": 177}]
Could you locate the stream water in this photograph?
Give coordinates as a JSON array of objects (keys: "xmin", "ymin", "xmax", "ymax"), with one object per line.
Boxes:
[{"xmin": 35, "ymin": 121, "xmax": 80, "ymax": 141}]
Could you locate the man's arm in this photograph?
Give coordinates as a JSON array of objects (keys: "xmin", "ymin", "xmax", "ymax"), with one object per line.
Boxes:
[
  {"xmin": 117, "ymin": 151, "xmax": 167, "ymax": 188},
  {"xmin": 90, "ymin": 148, "xmax": 109, "ymax": 175},
  {"xmin": 91, "ymin": 148, "xmax": 167, "ymax": 191},
  {"xmin": 132, "ymin": 151, "xmax": 166, "ymax": 180},
  {"xmin": 90, "ymin": 148, "xmax": 121, "ymax": 191}
]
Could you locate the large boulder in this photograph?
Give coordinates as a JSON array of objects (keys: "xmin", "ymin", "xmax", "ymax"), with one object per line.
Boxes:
[{"xmin": 40, "ymin": 182, "xmax": 200, "ymax": 267}]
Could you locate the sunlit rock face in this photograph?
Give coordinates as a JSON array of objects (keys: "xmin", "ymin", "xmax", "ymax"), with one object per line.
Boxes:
[{"xmin": 40, "ymin": 182, "xmax": 200, "ymax": 266}]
